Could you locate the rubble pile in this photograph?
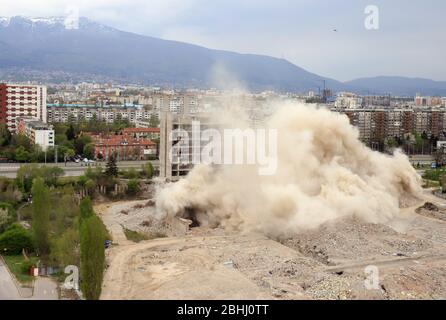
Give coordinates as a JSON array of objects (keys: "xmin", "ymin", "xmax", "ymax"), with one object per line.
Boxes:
[{"xmin": 416, "ymin": 202, "xmax": 446, "ymax": 221}]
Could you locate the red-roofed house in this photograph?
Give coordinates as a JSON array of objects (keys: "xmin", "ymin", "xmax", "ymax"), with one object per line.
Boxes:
[
  {"xmin": 122, "ymin": 127, "xmax": 160, "ymax": 140},
  {"xmin": 92, "ymin": 135, "xmax": 157, "ymax": 161}
]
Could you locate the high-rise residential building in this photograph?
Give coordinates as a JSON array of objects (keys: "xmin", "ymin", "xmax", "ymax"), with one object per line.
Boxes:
[
  {"xmin": 159, "ymin": 112, "xmax": 217, "ymax": 181},
  {"xmin": 334, "ymin": 106, "xmax": 446, "ymax": 149},
  {"xmin": 0, "ymin": 83, "xmax": 47, "ymax": 132},
  {"xmin": 334, "ymin": 92, "xmax": 363, "ymax": 109},
  {"xmin": 415, "ymin": 94, "xmax": 443, "ymax": 107}
]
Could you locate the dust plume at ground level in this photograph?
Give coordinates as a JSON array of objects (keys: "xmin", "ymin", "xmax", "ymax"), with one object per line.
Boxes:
[{"xmin": 156, "ymin": 102, "xmax": 423, "ymax": 237}]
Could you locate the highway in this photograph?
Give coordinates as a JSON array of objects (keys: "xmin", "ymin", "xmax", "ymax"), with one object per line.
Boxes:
[{"xmin": 0, "ymin": 160, "xmax": 159, "ymax": 178}]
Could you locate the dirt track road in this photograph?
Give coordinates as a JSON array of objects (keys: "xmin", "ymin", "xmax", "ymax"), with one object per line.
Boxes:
[
  {"xmin": 98, "ymin": 191, "xmax": 446, "ymax": 300},
  {"xmin": 100, "ymin": 234, "xmax": 294, "ymax": 300}
]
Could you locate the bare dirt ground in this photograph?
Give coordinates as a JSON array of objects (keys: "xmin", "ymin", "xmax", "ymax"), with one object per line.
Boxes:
[{"xmin": 98, "ymin": 191, "xmax": 446, "ymax": 300}]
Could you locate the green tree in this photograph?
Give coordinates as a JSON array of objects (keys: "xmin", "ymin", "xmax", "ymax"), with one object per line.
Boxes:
[
  {"xmin": 42, "ymin": 166, "xmax": 64, "ymax": 186},
  {"xmin": 55, "ymin": 133, "xmax": 69, "ymax": 147},
  {"xmin": 0, "ymin": 202, "xmax": 15, "ymax": 233},
  {"xmin": 74, "ymin": 135, "xmax": 92, "ymax": 156},
  {"xmin": 0, "ymin": 208, "xmax": 9, "ymax": 233},
  {"xmin": 85, "ymin": 166, "xmax": 102, "ymax": 180},
  {"xmin": 85, "ymin": 179, "xmax": 96, "ymax": 195},
  {"xmin": 66, "ymin": 124, "xmax": 76, "ymax": 141},
  {"xmin": 56, "ymin": 146, "xmax": 76, "ymax": 163},
  {"xmin": 105, "ymin": 154, "xmax": 118, "ymax": 177},
  {"xmin": 15, "ymin": 146, "xmax": 30, "ymax": 162},
  {"xmin": 16, "ymin": 164, "xmax": 64, "ymax": 191},
  {"xmin": 50, "ymin": 228, "xmax": 79, "ymax": 267},
  {"xmin": 80, "ymin": 215, "xmax": 105, "ymax": 300},
  {"xmin": 122, "ymin": 168, "xmax": 138, "ymax": 179},
  {"xmin": 0, "ymin": 224, "xmax": 33, "ymax": 255},
  {"xmin": 83, "ymin": 143, "xmax": 95, "ymax": 159},
  {"xmin": 127, "ymin": 179, "xmax": 140, "ymax": 195},
  {"xmin": 16, "ymin": 164, "xmax": 41, "ymax": 193},
  {"xmin": 31, "ymin": 178, "xmax": 50, "ymax": 255},
  {"xmin": 0, "ymin": 123, "xmax": 11, "ymax": 146},
  {"xmin": 29, "ymin": 145, "xmax": 44, "ymax": 163},
  {"xmin": 11, "ymin": 134, "xmax": 32, "ymax": 150},
  {"xmin": 66, "ymin": 148, "xmax": 75, "ymax": 159},
  {"xmin": 79, "ymin": 197, "xmax": 94, "ymax": 221},
  {"xmin": 142, "ymin": 162, "xmax": 154, "ymax": 179}
]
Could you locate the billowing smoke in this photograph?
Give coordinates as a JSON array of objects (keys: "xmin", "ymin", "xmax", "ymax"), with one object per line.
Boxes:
[{"xmin": 155, "ymin": 101, "xmax": 422, "ymax": 238}]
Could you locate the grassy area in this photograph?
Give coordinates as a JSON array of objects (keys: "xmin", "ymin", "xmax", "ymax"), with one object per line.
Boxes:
[
  {"xmin": 422, "ymin": 169, "xmax": 446, "ymax": 182},
  {"xmin": 2, "ymin": 254, "xmax": 38, "ymax": 285},
  {"xmin": 123, "ymin": 228, "xmax": 148, "ymax": 243},
  {"xmin": 423, "ymin": 180, "xmax": 441, "ymax": 189},
  {"xmin": 56, "ymin": 176, "xmax": 79, "ymax": 186}
]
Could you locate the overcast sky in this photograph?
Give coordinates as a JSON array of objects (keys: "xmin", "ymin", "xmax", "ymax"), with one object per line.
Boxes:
[{"xmin": 1, "ymin": 0, "xmax": 445, "ymax": 82}]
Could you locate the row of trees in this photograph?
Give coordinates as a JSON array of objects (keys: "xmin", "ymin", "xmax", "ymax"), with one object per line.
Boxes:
[
  {"xmin": 77, "ymin": 155, "xmax": 154, "ymax": 198},
  {"xmin": 79, "ymin": 197, "xmax": 106, "ymax": 300},
  {"xmin": 31, "ymin": 178, "xmax": 106, "ymax": 299},
  {"xmin": 54, "ymin": 123, "xmax": 94, "ymax": 160},
  {"xmin": 0, "ymin": 158, "xmax": 156, "ymax": 298},
  {"xmin": 0, "ymin": 168, "xmax": 109, "ymax": 299},
  {"xmin": 54, "ymin": 114, "xmax": 137, "ymax": 139},
  {"xmin": 0, "ymin": 124, "xmax": 49, "ymax": 162}
]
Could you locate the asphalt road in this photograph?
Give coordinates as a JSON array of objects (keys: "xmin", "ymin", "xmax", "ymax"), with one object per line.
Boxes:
[
  {"xmin": 0, "ymin": 258, "xmax": 59, "ymax": 300},
  {"xmin": 0, "ymin": 259, "xmax": 21, "ymax": 300},
  {"xmin": 0, "ymin": 160, "xmax": 159, "ymax": 178},
  {"xmin": 31, "ymin": 278, "xmax": 58, "ymax": 300}
]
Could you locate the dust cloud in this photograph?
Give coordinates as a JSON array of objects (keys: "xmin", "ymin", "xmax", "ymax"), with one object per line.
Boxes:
[{"xmin": 155, "ymin": 101, "xmax": 423, "ymax": 237}]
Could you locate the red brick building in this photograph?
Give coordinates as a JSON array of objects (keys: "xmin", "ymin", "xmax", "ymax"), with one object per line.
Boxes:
[
  {"xmin": 91, "ymin": 134, "xmax": 157, "ymax": 161},
  {"xmin": 122, "ymin": 127, "xmax": 160, "ymax": 140}
]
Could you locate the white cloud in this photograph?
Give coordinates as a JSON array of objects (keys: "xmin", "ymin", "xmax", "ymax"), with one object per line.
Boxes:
[{"xmin": 0, "ymin": 0, "xmax": 196, "ymax": 28}]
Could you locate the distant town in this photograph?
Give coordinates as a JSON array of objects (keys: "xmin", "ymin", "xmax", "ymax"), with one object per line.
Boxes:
[{"xmin": 1, "ymin": 82, "xmax": 446, "ymax": 175}]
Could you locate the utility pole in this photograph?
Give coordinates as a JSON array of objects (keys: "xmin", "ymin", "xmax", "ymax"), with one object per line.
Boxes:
[{"xmin": 55, "ymin": 145, "xmax": 58, "ymax": 164}]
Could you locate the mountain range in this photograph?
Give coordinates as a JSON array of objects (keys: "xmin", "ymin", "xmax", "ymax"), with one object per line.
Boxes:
[{"xmin": 0, "ymin": 16, "xmax": 445, "ymax": 96}]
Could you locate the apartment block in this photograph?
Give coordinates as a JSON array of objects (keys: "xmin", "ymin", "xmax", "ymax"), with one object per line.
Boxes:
[
  {"xmin": 334, "ymin": 92, "xmax": 363, "ymax": 109},
  {"xmin": 159, "ymin": 112, "xmax": 217, "ymax": 181},
  {"xmin": 335, "ymin": 107, "xmax": 446, "ymax": 147},
  {"xmin": 415, "ymin": 94, "xmax": 443, "ymax": 107},
  {"xmin": 0, "ymin": 83, "xmax": 47, "ymax": 132},
  {"xmin": 47, "ymin": 104, "xmax": 155, "ymax": 125},
  {"xmin": 16, "ymin": 117, "xmax": 55, "ymax": 151}
]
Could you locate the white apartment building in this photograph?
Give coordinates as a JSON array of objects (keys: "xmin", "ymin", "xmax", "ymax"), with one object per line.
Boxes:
[
  {"xmin": 335, "ymin": 92, "xmax": 363, "ymax": 109},
  {"xmin": 47, "ymin": 104, "xmax": 155, "ymax": 125},
  {"xmin": 17, "ymin": 117, "xmax": 54, "ymax": 151},
  {"xmin": 0, "ymin": 83, "xmax": 47, "ymax": 132}
]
